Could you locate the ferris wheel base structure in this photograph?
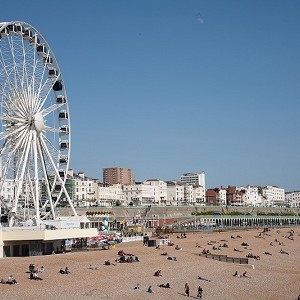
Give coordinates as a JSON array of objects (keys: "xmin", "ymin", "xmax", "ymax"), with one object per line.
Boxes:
[{"xmin": 0, "ymin": 216, "xmax": 97, "ymax": 258}]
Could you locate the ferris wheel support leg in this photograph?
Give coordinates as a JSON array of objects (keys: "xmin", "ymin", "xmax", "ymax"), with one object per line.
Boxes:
[
  {"xmin": 11, "ymin": 132, "xmax": 32, "ymax": 215},
  {"xmin": 32, "ymin": 131, "xmax": 40, "ymax": 221},
  {"xmin": 40, "ymin": 137, "xmax": 77, "ymax": 217},
  {"xmin": 37, "ymin": 140, "xmax": 56, "ymax": 219}
]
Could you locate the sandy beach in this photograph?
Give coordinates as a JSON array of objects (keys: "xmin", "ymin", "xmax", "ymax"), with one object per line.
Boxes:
[{"xmin": 0, "ymin": 227, "xmax": 299, "ymax": 300}]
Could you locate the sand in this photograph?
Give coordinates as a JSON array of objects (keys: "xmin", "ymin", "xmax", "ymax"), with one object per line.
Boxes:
[{"xmin": 0, "ymin": 227, "xmax": 299, "ymax": 300}]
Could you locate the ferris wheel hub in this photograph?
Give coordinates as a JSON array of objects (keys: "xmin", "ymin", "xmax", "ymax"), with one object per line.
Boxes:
[{"xmin": 33, "ymin": 112, "xmax": 45, "ymax": 132}]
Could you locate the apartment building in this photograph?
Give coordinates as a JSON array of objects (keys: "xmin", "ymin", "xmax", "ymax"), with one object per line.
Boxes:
[
  {"xmin": 226, "ymin": 186, "xmax": 243, "ymax": 206},
  {"xmin": 166, "ymin": 181, "xmax": 184, "ymax": 206},
  {"xmin": 180, "ymin": 172, "xmax": 205, "ymax": 191},
  {"xmin": 262, "ymin": 186, "xmax": 285, "ymax": 207},
  {"xmin": 143, "ymin": 179, "xmax": 167, "ymax": 205},
  {"xmin": 103, "ymin": 167, "xmax": 133, "ymax": 185},
  {"xmin": 285, "ymin": 191, "xmax": 300, "ymax": 208},
  {"xmin": 123, "ymin": 183, "xmax": 155, "ymax": 206},
  {"xmin": 72, "ymin": 171, "xmax": 96, "ymax": 207},
  {"xmin": 97, "ymin": 184, "xmax": 125, "ymax": 207},
  {"xmin": 238, "ymin": 186, "xmax": 260, "ymax": 207}
]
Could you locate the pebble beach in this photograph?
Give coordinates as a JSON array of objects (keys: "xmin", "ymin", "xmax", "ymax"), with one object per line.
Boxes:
[{"xmin": 0, "ymin": 227, "xmax": 299, "ymax": 300}]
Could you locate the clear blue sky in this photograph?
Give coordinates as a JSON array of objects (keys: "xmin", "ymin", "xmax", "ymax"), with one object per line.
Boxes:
[{"xmin": 3, "ymin": 0, "xmax": 300, "ymax": 191}]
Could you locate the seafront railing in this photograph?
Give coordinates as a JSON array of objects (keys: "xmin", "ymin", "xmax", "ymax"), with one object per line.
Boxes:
[{"xmin": 171, "ymin": 215, "xmax": 300, "ymax": 231}]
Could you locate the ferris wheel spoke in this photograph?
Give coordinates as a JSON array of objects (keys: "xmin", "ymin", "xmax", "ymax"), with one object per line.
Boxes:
[
  {"xmin": 20, "ymin": 35, "xmax": 31, "ymax": 102},
  {"xmin": 0, "ymin": 129, "xmax": 28, "ymax": 171},
  {"xmin": 5, "ymin": 36, "xmax": 29, "ymax": 113},
  {"xmin": 0, "ymin": 80, "xmax": 27, "ymax": 118},
  {"xmin": 26, "ymin": 169, "xmax": 37, "ymax": 212},
  {"xmin": 40, "ymin": 136, "xmax": 77, "ymax": 216},
  {"xmin": 0, "ymin": 113, "xmax": 25, "ymax": 123},
  {"xmin": 0, "ymin": 124, "xmax": 27, "ymax": 143},
  {"xmin": 37, "ymin": 136, "xmax": 56, "ymax": 218},
  {"xmin": 41, "ymin": 103, "xmax": 64, "ymax": 117},
  {"xmin": 12, "ymin": 131, "xmax": 33, "ymax": 213},
  {"xmin": 33, "ymin": 52, "xmax": 51, "ymax": 112},
  {"xmin": 41, "ymin": 133, "xmax": 59, "ymax": 155},
  {"xmin": 35, "ymin": 77, "xmax": 58, "ymax": 113},
  {"xmin": 32, "ymin": 131, "xmax": 40, "ymax": 220},
  {"xmin": 44, "ymin": 125, "xmax": 60, "ymax": 134},
  {"xmin": 0, "ymin": 89, "xmax": 27, "ymax": 120}
]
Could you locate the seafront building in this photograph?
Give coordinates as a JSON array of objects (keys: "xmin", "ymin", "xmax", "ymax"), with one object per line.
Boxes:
[
  {"xmin": 103, "ymin": 167, "xmax": 134, "ymax": 185},
  {"xmin": 0, "ymin": 168, "xmax": 290, "ymax": 208},
  {"xmin": 262, "ymin": 186, "xmax": 285, "ymax": 207},
  {"xmin": 285, "ymin": 191, "xmax": 300, "ymax": 208},
  {"xmin": 166, "ymin": 181, "xmax": 184, "ymax": 206},
  {"xmin": 97, "ymin": 184, "xmax": 125, "ymax": 207},
  {"xmin": 237, "ymin": 186, "xmax": 260, "ymax": 207},
  {"xmin": 69, "ymin": 170, "xmax": 97, "ymax": 207},
  {"xmin": 180, "ymin": 172, "xmax": 206, "ymax": 192},
  {"xmin": 123, "ymin": 183, "xmax": 155, "ymax": 206}
]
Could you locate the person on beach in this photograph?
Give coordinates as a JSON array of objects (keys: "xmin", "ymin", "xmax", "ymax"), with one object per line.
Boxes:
[
  {"xmin": 158, "ymin": 283, "xmax": 170, "ymax": 288},
  {"xmin": 7, "ymin": 275, "xmax": 18, "ymax": 284},
  {"xmin": 185, "ymin": 283, "xmax": 190, "ymax": 297},
  {"xmin": 197, "ymin": 286, "xmax": 203, "ymax": 299},
  {"xmin": 198, "ymin": 275, "xmax": 211, "ymax": 282},
  {"xmin": 147, "ymin": 285, "xmax": 153, "ymax": 293},
  {"xmin": 242, "ymin": 271, "xmax": 248, "ymax": 278}
]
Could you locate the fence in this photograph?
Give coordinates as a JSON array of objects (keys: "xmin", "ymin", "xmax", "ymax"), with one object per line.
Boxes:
[
  {"xmin": 121, "ymin": 236, "xmax": 144, "ymax": 243},
  {"xmin": 199, "ymin": 253, "xmax": 248, "ymax": 264}
]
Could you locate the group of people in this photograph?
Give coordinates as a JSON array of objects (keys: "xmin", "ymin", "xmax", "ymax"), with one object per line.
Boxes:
[
  {"xmin": 201, "ymin": 248, "xmax": 210, "ymax": 255},
  {"xmin": 29, "ymin": 264, "xmax": 44, "ymax": 280},
  {"xmin": 177, "ymin": 233, "xmax": 187, "ymax": 239},
  {"xmin": 59, "ymin": 267, "xmax": 70, "ymax": 274},
  {"xmin": 1, "ymin": 275, "xmax": 18, "ymax": 285},
  {"xmin": 246, "ymin": 253, "xmax": 260, "ymax": 260},
  {"xmin": 233, "ymin": 271, "xmax": 249, "ymax": 278},
  {"xmin": 115, "ymin": 249, "xmax": 140, "ymax": 263},
  {"xmin": 116, "ymin": 253, "xmax": 139, "ymax": 263},
  {"xmin": 184, "ymin": 283, "xmax": 203, "ymax": 299}
]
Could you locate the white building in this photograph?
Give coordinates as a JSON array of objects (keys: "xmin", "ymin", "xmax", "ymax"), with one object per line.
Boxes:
[
  {"xmin": 123, "ymin": 183, "xmax": 155, "ymax": 206},
  {"xmin": 184, "ymin": 185, "xmax": 194, "ymax": 205},
  {"xmin": 285, "ymin": 191, "xmax": 300, "ymax": 208},
  {"xmin": 180, "ymin": 172, "xmax": 205, "ymax": 191},
  {"xmin": 217, "ymin": 188, "xmax": 227, "ymax": 206},
  {"xmin": 143, "ymin": 179, "xmax": 167, "ymax": 205},
  {"xmin": 0, "ymin": 179, "xmax": 14, "ymax": 205},
  {"xmin": 72, "ymin": 171, "xmax": 96, "ymax": 207},
  {"xmin": 262, "ymin": 186, "xmax": 285, "ymax": 207},
  {"xmin": 238, "ymin": 186, "xmax": 260, "ymax": 207},
  {"xmin": 97, "ymin": 184, "xmax": 125, "ymax": 206},
  {"xmin": 193, "ymin": 185, "xmax": 206, "ymax": 206},
  {"xmin": 166, "ymin": 181, "xmax": 184, "ymax": 206}
]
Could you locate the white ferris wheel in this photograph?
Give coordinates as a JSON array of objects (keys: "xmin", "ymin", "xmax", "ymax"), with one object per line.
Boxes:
[{"xmin": 0, "ymin": 21, "xmax": 77, "ymax": 227}]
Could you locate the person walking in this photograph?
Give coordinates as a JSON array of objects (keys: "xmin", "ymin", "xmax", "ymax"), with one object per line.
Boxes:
[
  {"xmin": 184, "ymin": 283, "xmax": 190, "ymax": 297},
  {"xmin": 197, "ymin": 286, "xmax": 203, "ymax": 299}
]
